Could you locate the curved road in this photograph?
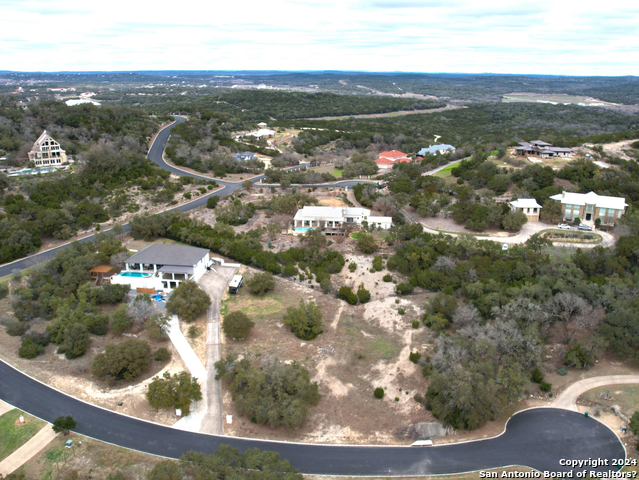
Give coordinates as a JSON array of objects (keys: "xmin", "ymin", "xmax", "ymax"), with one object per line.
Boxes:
[
  {"xmin": 0, "ymin": 360, "xmax": 624, "ymax": 476},
  {"xmin": 0, "ymin": 117, "xmax": 372, "ymax": 278}
]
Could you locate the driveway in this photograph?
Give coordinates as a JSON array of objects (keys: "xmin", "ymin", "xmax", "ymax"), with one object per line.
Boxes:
[
  {"xmin": 197, "ymin": 267, "xmax": 238, "ymax": 435},
  {"xmin": 552, "ymin": 375, "xmax": 639, "ymax": 412}
]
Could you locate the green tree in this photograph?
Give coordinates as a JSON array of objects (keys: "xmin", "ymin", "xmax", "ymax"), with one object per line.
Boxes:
[
  {"xmin": 145, "ymin": 313, "xmax": 170, "ymax": 341},
  {"xmin": 52, "ymin": 416, "xmax": 76, "ymax": 436},
  {"xmin": 18, "ymin": 339, "xmax": 45, "ymax": 359},
  {"xmin": 147, "ymin": 460, "xmax": 181, "ymax": 480},
  {"xmin": 283, "ymin": 299, "xmax": 324, "ymax": 340},
  {"xmin": 91, "ymin": 339, "xmax": 151, "ymax": 384},
  {"xmin": 629, "ymin": 412, "xmax": 639, "ymax": 435},
  {"xmin": 540, "ymin": 199, "xmax": 563, "ymax": 223},
  {"xmin": 242, "ymin": 180, "xmax": 253, "ymax": 191},
  {"xmin": 222, "ymin": 311, "xmax": 255, "ymax": 340},
  {"xmin": 357, "ymin": 284, "xmax": 371, "ymax": 303},
  {"xmin": 246, "ymin": 272, "xmax": 275, "ymax": 296},
  {"xmin": 431, "ymin": 293, "xmax": 458, "ymax": 321},
  {"xmin": 166, "ymin": 281, "xmax": 211, "ymax": 322},
  {"xmin": 280, "ymin": 178, "xmax": 291, "ymax": 190},
  {"xmin": 62, "ymin": 323, "xmax": 90, "ymax": 359},
  {"xmin": 302, "ymin": 228, "xmax": 327, "ymax": 248},
  {"xmin": 109, "ymin": 305, "xmax": 130, "ymax": 336},
  {"xmin": 146, "ymin": 371, "xmax": 203, "ymax": 416},
  {"xmin": 206, "ymin": 196, "xmax": 219, "ymax": 209},
  {"xmin": 356, "ymin": 232, "xmax": 379, "ymax": 254},
  {"xmin": 501, "ymin": 211, "xmax": 527, "ymax": 231}
]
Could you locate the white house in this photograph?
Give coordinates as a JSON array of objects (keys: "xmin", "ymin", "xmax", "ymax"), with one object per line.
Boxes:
[
  {"xmin": 509, "ymin": 198, "xmax": 542, "ymax": 221},
  {"xmin": 549, "ymin": 191, "xmax": 628, "ymax": 226},
  {"xmin": 247, "ymin": 128, "xmax": 275, "ymax": 139},
  {"xmin": 418, "ymin": 144, "xmax": 456, "ymax": 156},
  {"xmin": 28, "ymin": 131, "xmax": 68, "ymax": 167},
  {"xmin": 111, "ymin": 244, "xmax": 211, "ymax": 292},
  {"xmin": 293, "ymin": 206, "xmax": 392, "ymax": 234}
]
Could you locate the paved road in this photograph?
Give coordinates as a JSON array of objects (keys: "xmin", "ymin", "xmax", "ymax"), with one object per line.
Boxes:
[
  {"xmin": 552, "ymin": 375, "xmax": 639, "ymax": 412},
  {"xmin": 0, "ymin": 360, "xmax": 624, "ymax": 476}
]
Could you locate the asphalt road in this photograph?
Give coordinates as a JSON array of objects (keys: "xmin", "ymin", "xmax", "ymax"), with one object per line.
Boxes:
[
  {"xmin": 0, "ymin": 360, "xmax": 624, "ymax": 476},
  {"xmin": 0, "ymin": 117, "xmax": 372, "ymax": 278}
]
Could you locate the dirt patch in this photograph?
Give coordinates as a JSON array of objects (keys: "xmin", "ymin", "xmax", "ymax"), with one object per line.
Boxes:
[{"xmin": 180, "ymin": 312, "xmax": 208, "ymax": 366}]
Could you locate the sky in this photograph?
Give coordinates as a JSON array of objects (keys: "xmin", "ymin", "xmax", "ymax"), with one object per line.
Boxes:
[{"xmin": 1, "ymin": 0, "xmax": 638, "ymax": 75}]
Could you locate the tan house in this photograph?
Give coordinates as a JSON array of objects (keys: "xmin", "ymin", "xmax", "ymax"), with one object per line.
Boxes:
[
  {"xmin": 510, "ymin": 198, "xmax": 542, "ymax": 221},
  {"xmin": 28, "ymin": 131, "xmax": 68, "ymax": 167},
  {"xmin": 550, "ymin": 191, "xmax": 628, "ymax": 226}
]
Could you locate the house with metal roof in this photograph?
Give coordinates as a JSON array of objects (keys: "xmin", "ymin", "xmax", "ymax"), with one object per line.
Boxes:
[
  {"xmin": 293, "ymin": 206, "xmax": 392, "ymax": 234},
  {"xmin": 549, "ymin": 191, "xmax": 628, "ymax": 226},
  {"xmin": 232, "ymin": 152, "xmax": 258, "ymax": 161},
  {"xmin": 514, "ymin": 140, "xmax": 574, "ymax": 159},
  {"xmin": 510, "ymin": 198, "xmax": 542, "ymax": 221},
  {"xmin": 111, "ymin": 244, "xmax": 211, "ymax": 292}
]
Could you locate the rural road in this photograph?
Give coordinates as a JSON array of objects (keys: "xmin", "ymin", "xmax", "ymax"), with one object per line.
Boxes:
[
  {"xmin": 0, "ymin": 359, "xmax": 625, "ymax": 476},
  {"xmin": 552, "ymin": 375, "xmax": 639, "ymax": 411}
]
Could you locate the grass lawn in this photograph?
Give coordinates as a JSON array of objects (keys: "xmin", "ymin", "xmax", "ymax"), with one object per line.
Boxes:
[
  {"xmin": 0, "ymin": 409, "xmax": 46, "ymax": 461},
  {"xmin": 433, "ymin": 164, "xmax": 457, "ymax": 178},
  {"xmin": 579, "ymin": 384, "xmax": 639, "ymax": 415},
  {"xmin": 308, "ymin": 165, "xmax": 343, "ymax": 178},
  {"xmin": 351, "ymin": 232, "xmax": 360, "ymax": 239}
]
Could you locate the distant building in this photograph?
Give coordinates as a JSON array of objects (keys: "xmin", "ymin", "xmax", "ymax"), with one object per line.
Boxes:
[
  {"xmin": 28, "ymin": 131, "xmax": 68, "ymax": 167},
  {"xmin": 375, "ymin": 150, "xmax": 411, "ymax": 171},
  {"xmin": 293, "ymin": 206, "xmax": 392, "ymax": 234},
  {"xmin": 514, "ymin": 140, "xmax": 574, "ymax": 159},
  {"xmin": 232, "ymin": 152, "xmax": 258, "ymax": 161},
  {"xmin": 257, "ymin": 122, "xmax": 268, "ymax": 128},
  {"xmin": 550, "ymin": 191, "xmax": 628, "ymax": 226},
  {"xmin": 247, "ymin": 128, "xmax": 275, "ymax": 139},
  {"xmin": 510, "ymin": 198, "xmax": 542, "ymax": 221},
  {"xmin": 111, "ymin": 244, "xmax": 211, "ymax": 292},
  {"xmin": 418, "ymin": 144, "xmax": 456, "ymax": 156}
]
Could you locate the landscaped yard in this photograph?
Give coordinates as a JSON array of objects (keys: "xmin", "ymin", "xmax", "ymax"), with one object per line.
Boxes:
[
  {"xmin": 0, "ymin": 409, "xmax": 46, "ymax": 461},
  {"xmin": 579, "ymin": 384, "xmax": 639, "ymax": 416},
  {"xmin": 308, "ymin": 164, "xmax": 344, "ymax": 178},
  {"xmin": 432, "ymin": 163, "xmax": 457, "ymax": 178}
]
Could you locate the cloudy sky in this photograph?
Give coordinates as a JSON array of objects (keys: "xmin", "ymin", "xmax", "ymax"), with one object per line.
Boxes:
[{"xmin": 1, "ymin": 0, "xmax": 638, "ymax": 75}]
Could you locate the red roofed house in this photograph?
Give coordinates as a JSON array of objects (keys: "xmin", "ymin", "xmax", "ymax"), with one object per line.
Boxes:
[{"xmin": 375, "ymin": 150, "xmax": 411, "ymax": 171}]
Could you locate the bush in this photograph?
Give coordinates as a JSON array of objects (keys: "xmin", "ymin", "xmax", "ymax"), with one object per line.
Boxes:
[
  {"xmin": 154, "ymin": 347, "xmax": 171, "ymax": 361},
  {"xmin": 246, "ymin": 272, "xmax": 275, "ymax": 296},
  {"xmin": 356, "ymin": 232, "xmax": 379, "ymax": 254},
  {"xmin": 411, "ymin": 320, "xmax": 420, "ymax": 329},
  {"xmin": 206, "ymin": 196, "xmax": 219, "ymax": 209},
  {"xmin": 91, "ymin": 339, "xmax": 151, "ymax": 384},
  {"xmin": 0, "ymin": 283, "xmax": 8, "ymax": 299},
  {"xmin": 530, "ymin": 367, "xmax": 544, "ymax": 383},
  {"xmin": 109, "ymin": 305, "xmax": 130, "ymax": 336},
  {"xmin": 146, "ymin": 371, "xmax": 203, "ymax": 416},
  {"xmin": 188, "ymin": 325, "xmax": 201, "ymax": 338},
  {"xmin": 5, "ymin": 319, "xmax": 29, "ymax": 337},
  {"xmin": 18, "ymin": 339, "xmax": 45, "ymax": 359},
  {"xmin": 629, "ymin": 411, "xmax": 639, "ymax": 435},
  {"xmin": 62, "ymin": 323, "xmax": 90, "ymax": 359},
  {"xmin": 282, "ymin": 263, "xmax": 298, "ymax": 277},
  {"xmin": 338, "ymin": 286, "xmax": 358, "ymax": 305},
  {"xmin": 539, "ymin": 381, "xmax": 552, "ymax": 393},
  {"xmin": 557, "ymin": 368, "xmax": 567, "ymax": 376},
  {"xmin": 409, "ymin": 351, "xmax": 421, "ymax": 364},
  {"xmin": 348, "ymin": 262, "xmax": 357, "ymax": 272},
  {"xmin": 357, "ymin": 284, "xmax": 371, "ymax": 304},
  {"xmin": 423, "ymin": 313, "xmax": 450, "ymax": 331},
  {"xmin": 320, "ymin": 277, "xmax": 333, "ymax": 293},
  {"xmin": 166, "ymin": 281, "xmax": 211, "ymax": 322},
  {"xmin": 422, "ymin": 364, "xmax": 433, "ymax": 377},
  {"xmin": 372, "ymin": 256, "xmax": 383, "ymax": 271},
  {"xmin": 396, "ymin": 282, "xmax": 414, "ymax": 296},
  {"xmin": 222, "ymin": 311, "xmax": 255, "ymax": 340},
  {"xmin": 183, "ymin": 192, "xmax": 192, "ymax": 200},
  {"xmin": 283, "ymin": 299, "xmax": 323, "ymax": 340},
  {"xmin": 382, "ymin": 274, "xmax": 393, "ymax": 282},
  {"xmin": 398, "ymin": 307, "xmax": 406, "ymax": 315},
  {"xmin": 374, "ymin": 387, "xmax": 384, "ymax": 399}
]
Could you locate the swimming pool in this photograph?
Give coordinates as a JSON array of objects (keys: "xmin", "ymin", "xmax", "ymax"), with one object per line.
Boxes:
[
  {"xmin": 295, "ymin": 227, "xmax": 314, "ymax": 232},
  {"xmin": 119, "ymin": 272, "xmax": 153, "ymax": 278},
  {"xmin": 7, "ymin": 167, "xmax": 67, "ymax": 176}
]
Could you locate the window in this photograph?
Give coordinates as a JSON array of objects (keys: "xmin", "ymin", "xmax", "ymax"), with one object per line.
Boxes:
[
  {"xmin": 534, "ymin": 208, "xmax": 538, "ymax": 213},
  {"xmin": 586, "ymin": 205, "xmax": 594, "ymax": 212}
]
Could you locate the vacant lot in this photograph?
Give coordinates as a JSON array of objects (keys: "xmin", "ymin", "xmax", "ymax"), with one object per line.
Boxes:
[{"xmin": 0, "ymin": 409, "xmax": 45, "ymax": 462}]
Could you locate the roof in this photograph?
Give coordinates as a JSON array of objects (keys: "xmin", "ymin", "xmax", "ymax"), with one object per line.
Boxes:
[
  {"xmin": 510, "ymin": 199, "xmax": 542, "ymax": 209},
  {"xmin": 158, "ymin": 265, "xmax": 194, "ymax": 274},
  {"xmin": 418, "ymin": 144, "xmax": 456, "ymax": 155},
  {"xmin": 248, "ymin": 128, "xmax": 275, "ymax": 137},
  {"xmin": 126, "ymin": 244, "xmax": 210, "ymax": 267},
  {"xmin": 294, "ymin": 206, "xmax": 371, "ymax": 220},
  {"xmin": 375, "ymin": 158, "xmax": 396, "ymax": 164},
  {"xmin": 368, "ymin": 216, "xmax": 393, "ymax": 223},
  {"xmin": 378, "ymin": 150, "xmax": 407, "ymax": 159},
  {"xmin": 549, "ymin": 191, "xmax": 628, "ymax": 210},
  {"xmin": 530, "ymin": 140, "xmax": 552, "ymax": 146},
  {"xmin": 90, "ymin": 265, "xmax": 114, "ymax": 273}
]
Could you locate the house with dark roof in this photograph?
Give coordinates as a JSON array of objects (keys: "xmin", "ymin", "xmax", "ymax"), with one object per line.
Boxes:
[
  {"xmin": 111, "ymin": 244, "xmax": 211, "ymax": 292},
  {"xmin": 514, "ymin": 140, "xmax": 574, "ymax": 159}
]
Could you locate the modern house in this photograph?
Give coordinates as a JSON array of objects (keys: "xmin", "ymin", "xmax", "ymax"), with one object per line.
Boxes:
[
  {"xmin": 247, "ymin": 128, "xmax": 275, "ymax": 139},
  {"xmin": 509, "ymin": 198, "xmax": 542, "ymax": 221},
  {"xmin": 418, "ymin": 144, "xmax": 456, "ymax": 156},
  {"xmin": 375, "ymin": 150, "xmax": 411, "ymax": 171},
  {"xmin": 232, "ymin": 152, "xmax": 258, "ymax": 161},
  {"xmin": 293, "ymin": 206, "xmax": 392, "ymax": 234},
  {"xmin": 514, "ymin": 140, "xmax": 574, "ymax": 159},
  {"xmin": 28, "ymin": 131, "xmax": 68, "ymax": 167},
  {"xmin": 111, "ymin": 244, "xmax": 211, "ymax": 292},
  {"xmin": 549, "ymin": 191, "xmax": 628, "ymax": 226}
]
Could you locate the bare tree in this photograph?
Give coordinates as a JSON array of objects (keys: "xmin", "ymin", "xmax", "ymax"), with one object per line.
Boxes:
[
  {"xmin": 545, "ymin": 292, "xmax": 592, "ymax": 343},
  {"xmin": 372, "ymin": 196, "xmax": 395, "ymax": 216},
  {"xmin": 431, "ymin": 335, "xmax": 469, "ymax": 371},
  {"xmin": 127, "ymin": 297, "xmax": 157, "ymax": 327},
  {"xmin": 433, "ymin": 256, "xmax": 457, "ymax": 272},
  {"xmin": 452, "ymin": 304, "xmax": 481, "ymax": 328},
  {"xmin": 110, "ymin": 251, "xmax": 130, "ymax": 270},
  {"xmin": 492, "ymin": 298, "xmax": 550, "ymax": 332}
]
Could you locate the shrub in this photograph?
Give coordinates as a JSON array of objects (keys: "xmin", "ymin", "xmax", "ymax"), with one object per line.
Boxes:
[
  {"xmin": 398, "ymin": 307, "xmax": 406, "ymax": 315},
  {"xmin": 422, "ymin": 364, "xmax": 433, "ymax": 377},
  {"xmin": 166, "ymin": 281, "xmax": 211, "ymax": 322},
  {"xmin": 338, "ymin": 286, "xmax": 354, "ymax": 301},
  {"xmin": 629, "ymin": 411, "xmax": 639, "ymax": 435},
  {"xmin": 109, "ymin": 305, "xmax": 130, "ymax": 336},
  {"xmin": 0, "ymin": 283, "xmax": 8, "ymax": 299},
  {"xmin": 539, "ymin": 381, "xmax": 552, "ymax": 393},
  {"xmin": 357, "ymin": 284, "xmax": 371, "ymax": 304},
  {"xmin": 246, "ymin": 272, "xmax": 275, "ymax": 296},
  {"xmin": 146, "ymin": 371, "xmax": 203, "ymax": 416},
  {"xmin": 423, "ymin": 313, "xmax": 450, "ymax": 331},
  {"xmin": 222, "ymin": 311, "xmax": 255, "ymax": 340},
  {"xmin": 91, "ymin": 339, "xmax": 152, "ymax": 384},
  {"xmin": 409, "ymin": 351, "xmax": 421, "ymax": 364},
  {"xmin": 374, "ymin": 387, "xmax": 384, "ymax": 399},
  {"xmin": 18, "ymin": 339, "xmax": 45, "ymax": 359},
  {"xmin": 395, "ymin": 397, "xmax": 400, "ymax": 402},
  {"xmin": 356, "ymin": 232, "xmax": 378, "ymax": 254},
  {"xmin": 320, "ymin": 277, "xmax": 333, "ymax": 293},
  {"xmin": 372, "ymin": 256, "xmax": 383, "ymax": 271},
  {"xmin": 188, "ymin": 325, "xmax": 201, "ymax": 338},
  {"xmin": 396, "ymin": 282, "xmax": 414, "ymax": 296},
  {"xmin": 5, "ymin": 319, "xmax": 29, "ymax": 337},
  {"xmin": 154, "ymin": 347, "xmax": 171, "ymax": 361},
  {"xmin": 530, "ymin": 367, "xmax": 544, "ymax": 384},
  {"xmin": 383, "ymin": 274, "xmax": 393, "ymax": 282},
  {"xmin": 283, "ymin": 299, "xmax": 323, "ymax": 340},
  {"xmin": 183, "ymin": 192, "xmax": 192, "ymax": 200},
  {"xmin": 414, "ymin": 393, "xmax": 424, "ymax": 403},
  {"xmin": 557, "ymin": 368, "xmax": 567, "ymax": 376},
  {"xmin": 411, "ymin": 320, "xmax": 420, "ymax": 329},
  {"xmin": 206, "ymin": 196, "xmax": 219, "ymax": 209},
  {"xmin": 348, "ymin": 262, "xmax": 357, "ymax": 272},
  {"xmin": 282, "ymin": 263, "xmax": 298, "ymax": 277}
]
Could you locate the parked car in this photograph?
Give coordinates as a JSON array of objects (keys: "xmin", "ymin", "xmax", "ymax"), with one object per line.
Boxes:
[
  {"xmin": 557, "ymin": 224, "xmax": 571, "ymax": 230},
  {"xmin": 578, "ymin": 224, "xmax": 593, "ymax": 231}
]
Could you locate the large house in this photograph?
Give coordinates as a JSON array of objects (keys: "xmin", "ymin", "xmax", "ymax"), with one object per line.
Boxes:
[
  {"xmin": 111, "ymin": 244, "xmax": 212, "ymax": 292},
  {"xmin": 375, "ymin": 150, "xmax": 411, "ymax": 171},
  {"xmin": 232, "ymin": 152, "xmax": 258, "ymax": 162},
  {"xmin": 28, "ymin": 131, "xmax": 68, "ymax": 167},
  {"xmin": 418, "ymin": 144, "xmax": 456, "ymax": 156},
  {"xmin": 549, "ymin": 191, "xmax": 628, "ymax": 226},
  {"xmin": 514, "ymin": 140, "xmax": 574, "ymax": 159},
  {"xmin": 247, "ymin": 128, "xmax": 275, "ymax": 139},
  {"xmin": 510, "ymin": 198, "xmax": 542, "ymax": 221},
  {"xmin": 293, "ymin": 206, "xmax": 392, "ymax": 234}
]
